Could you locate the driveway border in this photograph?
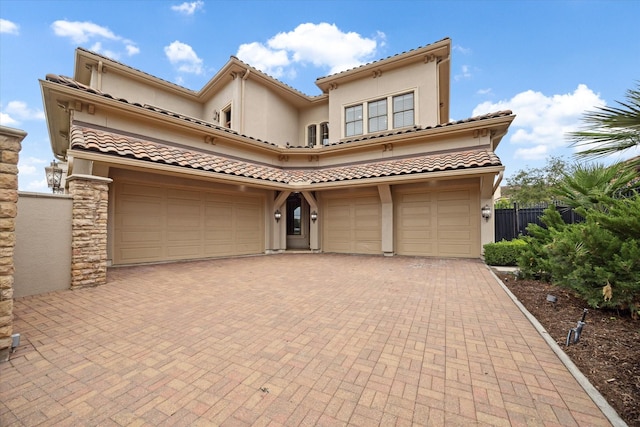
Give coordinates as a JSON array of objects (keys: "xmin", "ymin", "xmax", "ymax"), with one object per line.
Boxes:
[{"xmin": 487, "ymin": 266, "xmax": 627, "ymax": 427}]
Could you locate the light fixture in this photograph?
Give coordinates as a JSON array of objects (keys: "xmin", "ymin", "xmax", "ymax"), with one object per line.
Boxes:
[
  {"xmin": 274, "ymin": 210, "xmax": 282, "ymax": 222},
  {"xmin": 310, "ymin": 211, "xmax": 318, "ymax": 223},
  {"xmin": 45, "ymin": 160, "xmax": 64, "ymax": 194},
  {"xmin": 481, "ymin": 204, "xmax": 491, "ymax": 221}
]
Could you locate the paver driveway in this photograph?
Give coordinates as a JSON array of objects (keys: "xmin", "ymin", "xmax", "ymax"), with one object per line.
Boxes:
[{"xmin": 1, "ymin": 254, "xmax": 613, "ymax": 426}]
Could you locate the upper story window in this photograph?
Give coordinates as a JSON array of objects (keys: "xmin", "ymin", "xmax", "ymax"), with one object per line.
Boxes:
[
  {"xmin": 320, "ymin": 122, "xmax": 329, "ymax": 145},
  {"xmin": 368, "ymin": 99, "xmax": 388, "ymax": 133},
  {"xmin": 307, "ymin": 124, "xmax": 317, "ymax": 147},
  {"xmin": 223, "ymin": 106, "xmax": 232, "ymax": 128},
  {"xmin": 345, "ymin": 104, "xmax": 363, "ymax": 137},
  {"xmin": 393, "ymin": 93, "xmax": 414, "ymax": 128}
]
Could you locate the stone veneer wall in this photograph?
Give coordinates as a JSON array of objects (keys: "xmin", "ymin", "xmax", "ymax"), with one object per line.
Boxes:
[
  {"xmin": 68, "ymin": 175, "xmax": 112, "ymax": 289},
  {"xmin": 0, "ymin": 126, "xmax": 25, "ymax": 362}
]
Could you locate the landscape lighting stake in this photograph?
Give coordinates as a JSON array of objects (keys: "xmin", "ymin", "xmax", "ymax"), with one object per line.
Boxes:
[{"xmin": 566, "ymin": 308, "xmax": 588, "ymax": 346}]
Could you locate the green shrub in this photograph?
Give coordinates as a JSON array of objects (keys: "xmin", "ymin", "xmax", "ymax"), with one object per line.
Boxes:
[
  {"xmin": 484, "ymin": 239, "xmax": 527, "ymax": 266},
  {"xmin": 546, "ymin": 209, "xmax": 640, "ymax": 312},
  {"xmin": 517, "ymin": 206, "xmax": 566, "ymax": 281},
  {"xmin": 517, "ymin": 197, "xmax": 640, "ymax": 314}
]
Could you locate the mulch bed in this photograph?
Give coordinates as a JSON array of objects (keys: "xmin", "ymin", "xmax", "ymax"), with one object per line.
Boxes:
[{"xmin": 494, "ymin": 271, "xmax": 640, "ymax": 427}]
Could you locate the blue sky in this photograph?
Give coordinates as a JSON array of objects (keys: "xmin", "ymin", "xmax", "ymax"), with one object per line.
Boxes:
[{"xmin": 1, "ymin": 0, "xmax": 639, "ymax": 192}]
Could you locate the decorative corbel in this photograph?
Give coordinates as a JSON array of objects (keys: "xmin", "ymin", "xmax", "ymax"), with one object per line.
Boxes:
[
  {"xmin": 204, "ymin": 135, "xmax": 216, "ymax": 145},
  {"xmin": 424, "ymin": 54, "xmax": 436, "ymax": 63},
  {"xmin": 372, "ymin": 70, "xmax": 382, "ymax": 78},
  {"xmin": 74, "ymin": 101, "xmax": 83, "ymax": 111},
  {"xmin": 87, "ymin": 104, "xmax": 95, "ymax": 114},
  {"xmin": 278, "ymin": 154, "xmax": 289, "ymax": 162},
  {"xmin": 383, "ymin": 143, "xmax": 393, "ymax": 152},
  {"xmin": 308, "ymin": 155, "xmax": 319, "ymax": 162}
]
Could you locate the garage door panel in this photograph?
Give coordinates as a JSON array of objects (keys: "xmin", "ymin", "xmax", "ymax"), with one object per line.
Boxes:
[
  {"xmin": 120, "ymin": 215, "xmax": 162, "ymax": 228},
  {"xmin": 400, "ymin": 192, "xmax": 433, "ymax": 203},
  {"xmin": 396, "ymin": 186, "xmax": 479, "ymax": 258},
  {"xmin": 167, "ymin": 245, "xmax": 201, "ymax": 257},
  {"xmin": 438, "ymin": 189, "xmax": 470, "ymax": 201},
  {"xmin": 121, "ymin": 183, "xmax": 164, "ymax": 198},
  {"xmin": 120, "ymin": 246, "xmax": 163, "ymax": 262},
  {"xmin": 119, "ymin": 196, "xmax": 161, "ymax": 213},
  {"xmin": 323, "ymin": 195, "xmax": 381, "ymax": 254},
  {"xmin": 120, "ymin": 231, "xmax": 162, "ymax": 243},
  {"xmin": 439, "ymin": 230, "xmax": 472, "ymax": 240},
  {"xmin": 114, "ymin": 181, "xmax": 264, "ymax": 264}
]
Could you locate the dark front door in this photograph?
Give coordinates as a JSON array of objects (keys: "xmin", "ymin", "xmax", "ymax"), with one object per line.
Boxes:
[{"xmin": 286, "ymin": 193, "xmax": 310, "ymax": 249}]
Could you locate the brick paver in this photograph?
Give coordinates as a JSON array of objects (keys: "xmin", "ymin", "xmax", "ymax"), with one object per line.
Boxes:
[{"xmin": 0, "ymin": 254, "xmax": 613, "ymax": 426}]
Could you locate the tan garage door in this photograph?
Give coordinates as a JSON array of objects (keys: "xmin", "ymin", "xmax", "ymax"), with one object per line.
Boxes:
[
  {"xmin": 396, "ymin": 187, "xmax": 479, "ymax": 258},
  {"xmin": 114, "ymin": 181, "xmax": 263, "ymax": 264},
  {"xmin": 323, "ymin": 195, "xmax": 381, "ymax": 254}
]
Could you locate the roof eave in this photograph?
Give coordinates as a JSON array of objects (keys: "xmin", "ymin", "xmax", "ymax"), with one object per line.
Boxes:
[
  {"xmin": 68, "ymin": 147, "xmax": 504, "ymax": 192},
  {"xmin": 316, "ymin": 38, "xmax": 451, "ymax": 92}
]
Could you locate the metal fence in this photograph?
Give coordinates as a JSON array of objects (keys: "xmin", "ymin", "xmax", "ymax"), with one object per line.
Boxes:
[{"xmin": 494, "ymin": 203, "xmax": 584, "ymax": 242}]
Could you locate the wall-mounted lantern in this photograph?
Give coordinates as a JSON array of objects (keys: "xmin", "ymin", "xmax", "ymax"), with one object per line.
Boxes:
[
  {"xmin": 45, "ymin": 160, "xmax": 64, "ymax": 194},
  {"xmin": 481, "ymin": 204, "xmax": 492, "ymax": 221},
  {"xmin": 274, "ymin": 210, "xmax": 282, "ymax": 222},
  {"xmin": 310, "ymin": 211, "xmax": 318, "ymax": 223}
]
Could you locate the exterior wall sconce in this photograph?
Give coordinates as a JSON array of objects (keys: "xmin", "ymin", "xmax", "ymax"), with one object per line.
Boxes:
[
  {"xmin": 310, "ymin": 211, "xmax": 318, "ymax": 223},
  {"xmin": 274, "ymin": 210, "xmax": 282, "ymax": 222},
  {"xmin": 481, "ymin": 204, "xmax": 492, "ymax": 221},
  {"xmin": 45, "ymin": 160, "xmax": 64, "ymax": 194}
]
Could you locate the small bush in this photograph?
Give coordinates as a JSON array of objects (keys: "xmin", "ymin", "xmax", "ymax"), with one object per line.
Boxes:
[
  {"xmin": 517, "ymin": 206, "xmax": 566, "ymax": 281},
  {"xmin": 484, "ymin": 239, "xmax": 527, "ymax": 266}
]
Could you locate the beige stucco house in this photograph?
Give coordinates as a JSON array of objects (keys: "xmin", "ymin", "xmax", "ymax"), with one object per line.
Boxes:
[{"xmin": 40, "ymin": 37, "xmax": 514, "ymax": 285}]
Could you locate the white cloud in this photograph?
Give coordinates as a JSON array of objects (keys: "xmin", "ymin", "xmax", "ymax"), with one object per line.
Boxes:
[
  {"xmin": 52, "ymin": 20, "xmax": 118, "ymax": 43},
  {"xmin": 24, "ymin": 177, "xmax": 49, "ymax": 193},
  {"xmin": 0, "ymin": 18, "xmax": 19, "ymax": 35},
  {"xmin": 477, "ymin": 88, "xmax": 493, "ymax": 96},
  {"xmin": 453, "ymin": 44, "xmax": 471, "ymax": 55},
  {"xmin": 51, "ymin": 20, "xmax": 139, "ymax": 58},
  {"xmin": 126, "ymin": 44, "xmax": 140, "ymax": 56},
  {"xmin": 454, "ymin": 64, "xmax": 472, "ymax": 81},
  {"xmin": 472, "ymin": 84, "xmax": 605, "ymax": 160},
  {"xmin": 236, "ymin": 42, "xmax": 290, "ymax": 78},
  {"xmin": 164, "ymin": 41, "xmax": 204, "ymax": 74},
  {"xmin": 236, "ymin": 23, "xmax": 383, "ymax": 78},
  {"xmin": 0, "ymin": 101, "xmax": 45, "ymax": 125},
  {"xmin": 18, "ymin": 157, "xmax": 47, "ymax": 176},
  {"xmin": 0, "ymin": 112, "xmax": 18, "ymax": 126},
  {"xmin": 171, "ymin": 1, "xmax": 204, "ymax": 15}
]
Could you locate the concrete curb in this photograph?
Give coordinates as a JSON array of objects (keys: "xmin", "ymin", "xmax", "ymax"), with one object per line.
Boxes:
[{"xmin": 487, "ymin": 266, "xmax": 628, "ymax": 427}]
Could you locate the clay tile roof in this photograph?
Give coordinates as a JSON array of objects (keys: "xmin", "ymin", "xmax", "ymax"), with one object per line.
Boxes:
[
  {"xmin": 70, "ymin": 125, "xmax": 502, "ymax": 187},
  {"xmin": 315, "ymin": 37, "xmax": 451, "ymax": 82},
  {"xmin": 328, "ymin": 110, "xmax": 513, "ymax": 146},
  {"xmin": 46, "ymin": 74, "xmax": 513, "ymax": 150},
  {"xmin": 45, "ymin": 74, "xmax": 277, "ymax": 147}
]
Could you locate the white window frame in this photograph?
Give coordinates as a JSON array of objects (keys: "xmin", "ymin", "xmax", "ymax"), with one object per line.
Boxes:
[
  {"xmin": 345, "ymin": 104, "xmax": 363, "ymax": 137},
  {"xmin": 307, "ymin": 124, "xmax": 317, "ymax": 147},
  {"xmin": 320, "ymin": 122, "xmax": 329, "ymax": 145},
  {"xmin": 392, "ymin": 92, "xmax": 414, "ymax": 129},
  {"xmin": 367, "ymin": 98, "xmax": 388, "ymax": 133}
]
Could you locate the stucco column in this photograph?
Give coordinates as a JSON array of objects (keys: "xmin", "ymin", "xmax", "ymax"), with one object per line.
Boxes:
[
  {"xmin": 67, "ymin": 174, "xmax": 113, "ymax": 289},
  {"xmin": 378, "ymin": 185, "xmax": 394, "ymax": 256},
  {"xmin": 0, "ymin": 126, "xmax": 25, "ymax": 362}
]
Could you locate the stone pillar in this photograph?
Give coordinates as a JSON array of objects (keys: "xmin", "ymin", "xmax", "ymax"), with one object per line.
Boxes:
[
  {"xmin": 67, "ymin": 174, "xmax": 112, "ymax": 289},
  {"xmin": 0, "ymin": 126, "xmax": 25, "ymax": 362}
]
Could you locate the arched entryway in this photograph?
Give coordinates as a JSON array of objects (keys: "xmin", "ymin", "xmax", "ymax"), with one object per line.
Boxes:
[{"xmin": 286, "ymin": 192, "xmax": 310, "ymax": 249}]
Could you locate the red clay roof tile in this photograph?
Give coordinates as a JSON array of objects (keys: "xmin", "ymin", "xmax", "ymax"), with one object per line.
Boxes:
[{"xmin": 70, "ymin": 125, "xmax": 502, "ymax": 186}]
